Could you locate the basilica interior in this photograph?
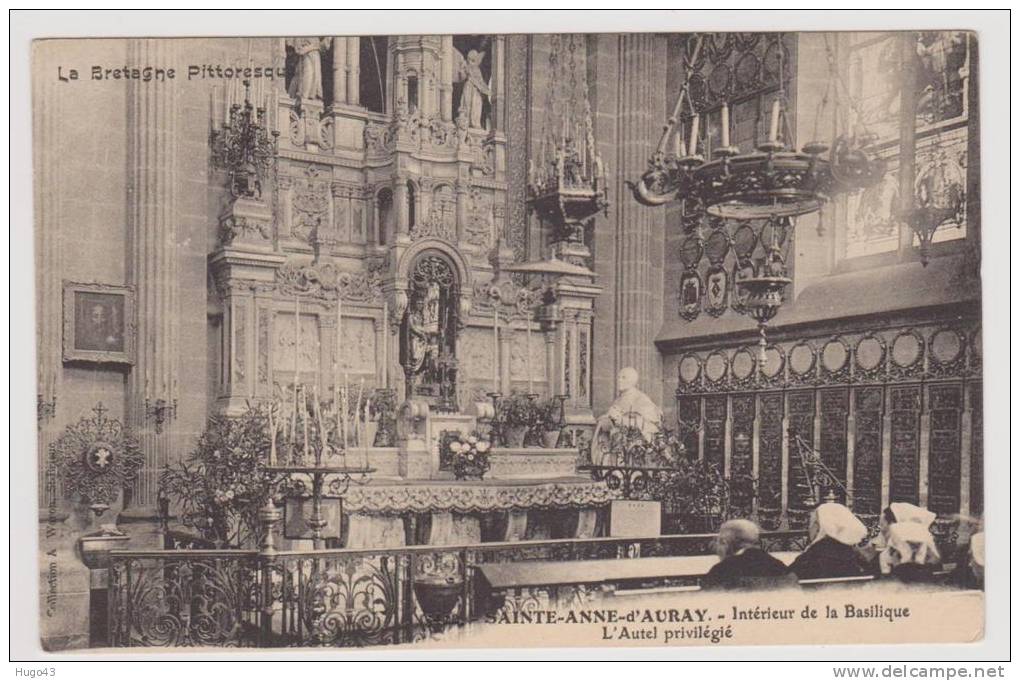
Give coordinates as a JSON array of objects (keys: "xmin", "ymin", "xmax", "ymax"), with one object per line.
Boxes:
[{"xmin": 33, "ymin": 31, "xmax": 981, "ymax": 650}]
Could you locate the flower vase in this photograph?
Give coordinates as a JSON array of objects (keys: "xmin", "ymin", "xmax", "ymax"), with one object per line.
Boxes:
[
  {"xmin": 505, "ymin": 425, "xmax": 528, "ymax": 448},
  {"xmin": 542, "ymin": 430, "xmax": 562, "ymax": 448}
]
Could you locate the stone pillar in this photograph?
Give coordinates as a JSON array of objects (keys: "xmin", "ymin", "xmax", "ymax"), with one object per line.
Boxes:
[
  {"xmin": 611, "ymin": 34, "xmax": 666, "ymax": 394},
  {"xmin": 333, "ymin": 37, "xmax": 348, "ymax": 106},
  {"xmin": 347, "ymin": 37, "xmax": 360, "ymax": 106},
  {"xmin": 125, "ymin": 38, "xmax": 180, "ymax": 509},
  {"xmin": 440, "ymin": 36, "xmax": 454, "ymax": 121},
  {"xmin": 491, "ymin": 36, "xmax": 506, "ymax": 132}
]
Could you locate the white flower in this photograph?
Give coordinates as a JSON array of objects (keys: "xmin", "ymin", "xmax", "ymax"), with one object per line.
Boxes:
[
  {"xmin": 467, "ymin": 453, "xmax": 475, "ymax": 461},
  {"xmin": 449, "ymin": 442, "xmax": 462, "ymax": 453},
  {"xmin": 476, "ymin": 441, "xmax": 490, "ymax": 453},
  {"xmin": 468, "ymin": 436, "xmax": 478, "ymax": 445}
]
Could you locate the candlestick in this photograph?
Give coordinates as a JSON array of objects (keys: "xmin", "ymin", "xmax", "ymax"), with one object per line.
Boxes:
[
  {"xmin": 673, "ymin": 123, "xmax": 685, "ymax": 157},
  {"xmin": 689, "ymin": 114, "xmax": 700, "ymax": 156},
  {"xmin": 769, "ymin": 99, "xmax": 781, "ymax": 143},
  {"xmin": 721, "ymin": 103, "xmax": 730, "ymax": 148},
  {"xmin": 355, "ymin": 378, "xmax": 365, "ymax": 445}
]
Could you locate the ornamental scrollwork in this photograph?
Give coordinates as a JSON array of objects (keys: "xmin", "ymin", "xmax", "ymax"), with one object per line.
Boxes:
[
  {"xmin": 53, "ymin": 402, "xmax": 143, "ymax": 512},
  {"xmin": 276, "ymin": 259, "xmax": 384, "ymax": 303}
]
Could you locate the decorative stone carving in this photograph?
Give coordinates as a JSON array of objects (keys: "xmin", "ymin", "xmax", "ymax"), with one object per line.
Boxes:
[
  {"xmin": 289, "ymin": 165, "xmax": 330, "ymax": 242},
  {"xmin": 276, "ymin": 259, "xmax": 384, "ymax": 303},
  {"xmin": 453, "ymin": 46, "xmax": 491, "ymax": 130},
  {"xmin": 287, "ymin": 37, "xmax": 329, "ymax": 102},
  {"xmin": 364, "ymin": 121, "xmax": 395, "ymax": 154},
  {"xmin": 465, "ymin": 188, "xmax": 494, "ymax": 248},
  {"xmin": 218, "ymin": 215, "xmax": 271, "ymax": 246},
  {"xmin": 410, "ymin": 185, "xmax": 456, "ymax": 241}
]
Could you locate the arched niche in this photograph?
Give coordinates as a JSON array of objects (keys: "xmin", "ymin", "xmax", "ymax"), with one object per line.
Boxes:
[{"xmin": 397, "ymin": 244, "xmax": 471, "ymax": 413}]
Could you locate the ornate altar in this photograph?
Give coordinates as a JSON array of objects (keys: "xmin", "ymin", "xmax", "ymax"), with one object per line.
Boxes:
[{"xmin": 207, "ymin": 36, "xmax": 610, "ymax": 549}]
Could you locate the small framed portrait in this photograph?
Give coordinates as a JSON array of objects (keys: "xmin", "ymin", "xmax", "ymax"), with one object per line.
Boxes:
[{"xmin": 62, "ymin": 281, "xmax": 135, "ymax": 365}]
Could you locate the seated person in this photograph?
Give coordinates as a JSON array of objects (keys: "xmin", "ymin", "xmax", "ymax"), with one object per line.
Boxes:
[
  {"xmin": 701, "ymin": 519, "xmax": 797, "ymax": 591},
  {"xmin": 789, "ymin": 502, "xmax": 870, "ymax": 581},
  {"xmin": 860, "ymin": 502, "xmax": 937, "ymax": 574},
  {"xmin": 880, "ymin": 521, "xmax": 942, "ymax": 584}
]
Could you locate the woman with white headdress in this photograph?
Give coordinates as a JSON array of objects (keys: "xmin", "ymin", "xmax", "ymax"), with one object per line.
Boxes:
[
  {"xmin": 880, "ymin": 521, "xmax": 942, "ymax": 583},
  {"xmin": 789, "ymin": 503, "xmax": 870, "ymax": 580},
  {"xmin": 861, "ymin": 502, "xmax": 937, "ymax": 574}
]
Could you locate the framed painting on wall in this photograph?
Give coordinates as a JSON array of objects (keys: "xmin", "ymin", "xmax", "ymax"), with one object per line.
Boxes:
[{"xmin": 62, "ymin": 281, "xmax": 135, "ymax": 365}]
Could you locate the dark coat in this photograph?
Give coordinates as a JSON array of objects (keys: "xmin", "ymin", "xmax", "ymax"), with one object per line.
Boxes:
[
  {"xmin": 701, "ymin": 548, "xmax": 798, "ymax": 591},
  {"xmin": 789, "ymin": 537, "xmax": 869, "ymax": 581}
]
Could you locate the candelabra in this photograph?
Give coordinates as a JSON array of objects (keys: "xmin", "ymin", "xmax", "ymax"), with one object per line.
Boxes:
[
  {"xmin": 264, "ymin": 382, "xmax": 374, "ymax": 549},
  {"xmin": 211, "ymin": 79, "xmax": 279, "ymax": 199},
  {"xmin": 485, "ymin": 391, "xmax": 504, "ymax": 447}
]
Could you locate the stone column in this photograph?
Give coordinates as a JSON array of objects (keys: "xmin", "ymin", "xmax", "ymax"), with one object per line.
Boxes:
[
  {"xmin": 490, "ymin": 36, "xmax": 506, "ymax": 132},
  {"xmin": 333, "ymin": 37, "xmax": 348, "ymax": 106},
  {"xmin": 611, "ymin": 34, "xmax": 666, "ymax": 394},
  {"xmin": 440, "ymin": 36, "xmax": 454, "ymax": 121},
  {"xmin": 346, "ymin": 37, "xmax": 360, "ymax": 106},
  {"xmin": 125, "ymin": 39, "xmax": 180, "ymax": 509}
]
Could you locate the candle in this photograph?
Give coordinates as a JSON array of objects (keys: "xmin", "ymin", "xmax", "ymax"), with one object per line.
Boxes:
[
  {"xmin": 689, "ymin": 114, "xmax": 700, "ymax": 156},
  {"xmin": 769, "ymin": 99, "xmax": 781, "ymax": 143},
  {"xmin": 526, "ymin": 320, "xmax": 534, "ymax": 394},
  {"xmin": 342, "ymin": 372, "xmax": 349, "ymax": 451},
  {"xmin": 302, "ymin": 386, "xmax": 309, "ymax": 461},
  {"xmin": 721, "ymin": 103, "xmax": 730, "ymax": 148},
  {"xmin": 381, "ymin": 302, "xmax": 389, "ymax": 388},
  {"xmin": 673, "ymin": 124, "xmax": 685, "ymax": 157},
  {"xmin": 268, "ymin": 403, "xmax": 276, "ymax": 466},
  {"xmin": 492, "ymin": 307, "xmax": 500, "ymax": 392}
]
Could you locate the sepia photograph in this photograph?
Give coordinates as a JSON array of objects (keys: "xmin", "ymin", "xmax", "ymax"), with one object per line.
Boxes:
[{"xmin": 9, "ymin": 9, "xmax": 1012, "ymax": 671}]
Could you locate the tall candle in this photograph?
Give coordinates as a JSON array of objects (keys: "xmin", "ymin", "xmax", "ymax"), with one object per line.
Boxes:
[
  {"xmin": 769, "ymin": 99, "xmax": 781, "ymax": 143},
  {"xmin": 268, "ymin": 403, "xmax": 276, "ymax": 466},
  {"xmin": 302, "ymin": 386, "xmax": 309, "ymax": 461},
  {"xmin": 292, "ymin": 296, "xmax": 300, "ymax": 447},
  {"xmin": 492, "ymin": 307, "xmax": 499, "ymax": 392},
  {"xmin": 381, "ymin": 302, "xmax": 389, "ymax": 388},
  {"xmin": 526, "ymin": 321, "xmax": 534, "ymax": 394},
  {"xmin": 342, "ymin": 372, "xmax": 349, "ymax": 450},
  {"xmin": 721, "ymin": 103, "xmax": 730, "ymax": 148},
  {"xmin": 689, "ymin": 115, "xmax": 700, "ymax": 156},
  {"xmin": 673, "ymin": 124, "xmax": 685, "ymax": 157}
]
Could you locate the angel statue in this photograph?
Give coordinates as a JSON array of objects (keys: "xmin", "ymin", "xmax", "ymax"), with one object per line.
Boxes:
[
  {"xmin": 454, "ymin": 46, "xmax": 491, "ymax": 130},
  {"xmin": 287, "ymin": 37, "xmax": 331, "ymax": 103}
]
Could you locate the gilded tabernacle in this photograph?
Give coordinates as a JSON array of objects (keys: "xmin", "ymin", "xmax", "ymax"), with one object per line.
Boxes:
[{"xmin": 29, "ymin": 27, "xmax": 985, "ymax": 654}]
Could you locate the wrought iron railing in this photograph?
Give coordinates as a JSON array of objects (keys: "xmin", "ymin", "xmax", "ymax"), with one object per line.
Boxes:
[{"xmin": 108, "ymin": 530, "xmax": 808, "ymax": 648}]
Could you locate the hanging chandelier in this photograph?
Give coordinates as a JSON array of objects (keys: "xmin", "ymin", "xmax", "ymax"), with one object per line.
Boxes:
[
  {"xmin": 633, "ymin": 33, "xmax": 884, "ymax": 347},
  {"xmin": 212, "ymin": 79, "xmax": 279, "ymax": 199},
  {"xmin": 527, "ymin": 35, "xmax": 609, "ymax": 244}
]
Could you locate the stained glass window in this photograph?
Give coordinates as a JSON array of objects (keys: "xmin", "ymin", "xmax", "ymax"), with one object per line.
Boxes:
[{"xmin": 841, "ymin": 31, "xmax": 970, "ymax": 260}]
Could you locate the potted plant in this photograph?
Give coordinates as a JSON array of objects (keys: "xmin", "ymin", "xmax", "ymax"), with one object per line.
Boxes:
[
  {"xmin": 497, "ymin": 392, "xmax": 537, "ymax": 448},
  {"xmin": 159, "ymin": 405, "xmax": 278, "ymax": 549},
  {"xmin": 536, "ymin": 398, "xmax": 563, "ymax": 448},
  {"xmin": 447, "ymin": 432, "xmax": 492, "ymax": 480}
]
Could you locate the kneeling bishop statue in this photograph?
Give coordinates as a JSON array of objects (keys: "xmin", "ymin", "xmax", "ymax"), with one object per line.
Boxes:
[{"xmin": 593, "ymin": 367, "xmax": 663, "ymax": 464}]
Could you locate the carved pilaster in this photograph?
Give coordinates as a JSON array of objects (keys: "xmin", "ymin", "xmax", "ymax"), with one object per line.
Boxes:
[{"xmin": 126, "ymin": 39, "xmax": 180, "ymax": 507}]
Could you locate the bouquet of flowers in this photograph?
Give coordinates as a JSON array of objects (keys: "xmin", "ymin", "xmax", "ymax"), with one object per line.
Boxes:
[{"xmin": 448, "ymin": 431, "xmax": 492, "ymax": 480}]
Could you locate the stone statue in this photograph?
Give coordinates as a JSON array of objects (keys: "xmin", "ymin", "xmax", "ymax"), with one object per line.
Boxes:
[
  {"xmin": 453, "ymin": 48, "xmax": 491, "ymax": 130},
  {"xmin": 596, "ymin": 367, "xmax": 663, "ymax": 443},
  {"xmin": 287, "ymin": 37, "xmax": 330, "ymax": 103}
]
